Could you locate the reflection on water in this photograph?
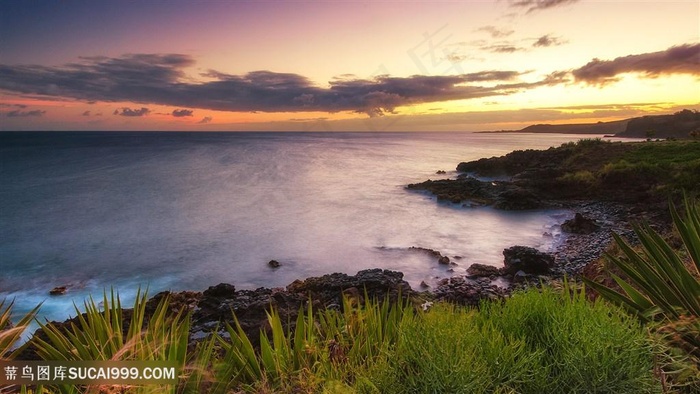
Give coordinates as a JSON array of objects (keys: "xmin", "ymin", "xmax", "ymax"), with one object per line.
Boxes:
[{"xmin": 1, "ymin": 131, "xmax": 590, "ymax": 321}]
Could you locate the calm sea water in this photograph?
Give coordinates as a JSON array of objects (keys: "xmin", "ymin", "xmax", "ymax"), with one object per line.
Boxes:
[{"xmin": 2, "ymin": 131, "xmax": 594, "ymax": 321}]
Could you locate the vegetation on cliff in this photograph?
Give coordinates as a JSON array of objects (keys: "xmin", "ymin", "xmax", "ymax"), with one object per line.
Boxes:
[{"xmin": 407, "ymin": 138, "xmax": 699, "ymax": 215}]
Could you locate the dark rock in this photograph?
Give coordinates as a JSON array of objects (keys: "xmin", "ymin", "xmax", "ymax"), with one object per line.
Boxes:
[
  {"xmin": 561, "ymin": 213, "xmax": 600, "ymax": 234},
  {"xmin": 203, "ymin": 283, "xmax": 236, "ymax": 298},
  {"xmin": 268, "ymin": 259, "xmax": 281, "ymax": 268},
  {"xmin": 407, "ymin": 177, "xmax": 495, "ymax": 205},
  {"xmin": 493, "ymin": 187, "xmax": 542, "ymax": 210},
  {"xmin": 49, "ymin": 286, "xmax": 67, "ymax": 296},
  {"xmin": 502, "ymin": 246, "xmax": 554, "ymax": 275},
  {"xmin": 409, "ymin": 246, "xmax": 443, "ymax": 258},
  {"xmin": 436, "ymin": 170, "xmax": 447, "ymax": 174},
  {"xmin": 512, "ymin": 270, "xmax": 529, "ymax": 283},
  {"xmin": 466, "ymin": 263, "xmax": 500, "ymax": 277},
  {"xmin": 408, "ymin": 246, "xmax": 454, "ymax": 265},
  {"xmin": 420, "ymin": 281, "xmax": 430, "ymax": 289},
  {"xmin": 432, "ymin": 276, "xmax": 509, "ymax": 307},
  {"xmin": 146, "ymin": 290, "xmax": 202, "ymax": 315},
  {"xmin": 286, "ymin": 269, "xmax": 412, "ymax": 304}
]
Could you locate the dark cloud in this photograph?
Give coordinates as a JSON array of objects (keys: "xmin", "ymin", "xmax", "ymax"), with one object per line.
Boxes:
[
  {"xmin": 198, "ymin": 116, "xmax": 212, "ymax": 124},
  {"xmin": 508, "ymin": 0, "xmax": 580, "ymax": 13},
  {"xmin": 572, "ymin": 43, "xmax": 700, "ymax": 85},
  {"xmin": 0, "ymin": 103, "xmax": 28, "ymax": 108},
  {"xmin": 6, "ymin": 109, "xmax": 45, "ymax": 117},
  {"xmin": 172, "ymin": 109, "xmax": 193, "ymax": 117},
  {"xmin": 533, "ymin": 34, "xmax": 567, "ymax": 48},
  {"xmin": 0, "ymin": 54, "xmax": 555, "ymax": 116},
  {"xmin": 114, "ymin": 107, "xmax": 150, "ymax": 117},
  {"xmin": 475, "ymin": 26, "xmax": 515, "ymax": 38},
  {"xmin": 82, "ymin": 110, "xmax": 91, "ymax": 116}
]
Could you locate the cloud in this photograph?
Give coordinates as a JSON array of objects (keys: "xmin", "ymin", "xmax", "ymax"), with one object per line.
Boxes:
[
  {"xmin": 572, "ymin": 43, "xmax": 700, "ymax": 85},
  {"xmin": 2, "ymin": 46, "xmax": 691, "ymax": 117},
  {"xmin": 508, "ymin": 0, "xmax": 580, "ymax": 13},
  {"xmin": 475, "ymin": 26, "xmax": 514, "ymax": 38},
  {"xmin": 533, "ymin": 34, "xmax": 567, "ymax": 47},
  {"xmin": 172, "ymin": 109, "xmax": 193, "ymax": 117},
  {"xmin": 198, "ymin": 116, "xmax": 212, "ymax": 124},
  {"xmin": 82, "ymin": 110, "xmax": 91, "ymax": 116},
  {"xmin": 0, "ymin": 54, "xmax": 556, "ymax": 116},
  {"xmin": 6, "ymin": 109, "xmax": 45, "ymax": 117},
  {"xmin": 114, "ymin": 107, "xmax": 150, "ymax": 117},
  {"xmin": 481, "ymin": 44, "xmax": 526, "ymax": 54}
]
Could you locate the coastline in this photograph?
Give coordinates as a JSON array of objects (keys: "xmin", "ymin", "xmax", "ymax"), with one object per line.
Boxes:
[
  {"xmin": 16, "ymin": 190, "xmax": 643, "ymax": 360},
  {"xmin": 15, "ymin": 137, "xmax": 692, "ymax": 358}
]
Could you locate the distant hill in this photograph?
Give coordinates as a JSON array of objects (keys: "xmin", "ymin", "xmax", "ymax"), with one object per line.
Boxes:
[
  {"xmin": 616, "ymin": 109, "xmax": 700, "ymax": 139},
  {"xmin": 519, "ymin": 119, "xmax": 628, "ymax": 135},
  {"xmin": 516, "ymin": 109, "xmax": 700, "ymax": 139}
]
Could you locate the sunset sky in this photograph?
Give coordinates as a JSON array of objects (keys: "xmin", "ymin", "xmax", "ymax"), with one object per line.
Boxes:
[{"xmin": 0, "ymin": 0, "xmax": 698, "ymax": 132}]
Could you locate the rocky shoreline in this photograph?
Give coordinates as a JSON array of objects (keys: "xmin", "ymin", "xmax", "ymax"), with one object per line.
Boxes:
[
  {"xmin": 21, "ymin": 140, "xmax": 677, "ymax": 357},
  {"xmin": 18, "ymin": 199, "xmax": 635, "ymax": 359}
]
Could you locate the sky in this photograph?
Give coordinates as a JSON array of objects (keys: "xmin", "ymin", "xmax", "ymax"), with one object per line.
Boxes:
[{"xmin": 0, "ymin": 0, "xmax": 698, "ymax": 132}]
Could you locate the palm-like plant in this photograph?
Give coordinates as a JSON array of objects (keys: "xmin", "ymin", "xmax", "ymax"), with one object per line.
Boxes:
[
  {"xmin": 1, "ymin": 299, "xmax": 40, "ymax": 360},
  {"xmin": 32, "ymin": 289, "xmax": 190, "ymax": 394},
  {"xmin": 583, "ymin": 196, "xmax": 700, "ymax": 360}
]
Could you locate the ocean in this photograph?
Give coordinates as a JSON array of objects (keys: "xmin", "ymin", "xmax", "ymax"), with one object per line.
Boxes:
[{"xmin": 1, "ymin": 131, "xmax": 595, "ymax": 322}]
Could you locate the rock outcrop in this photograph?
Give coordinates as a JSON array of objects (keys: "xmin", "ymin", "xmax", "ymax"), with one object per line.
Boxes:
[
  {"xmin": 502, "ymin": 246, "xmax": 554, "ymax": 275},
  {"xmin": 561, "ymin": 213, "xmax": 600, "ymax": 234}
]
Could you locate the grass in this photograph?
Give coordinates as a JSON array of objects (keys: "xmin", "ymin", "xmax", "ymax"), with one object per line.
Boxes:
[
  {"xmin": 5, "ymin": 284, "xmax": 665, "ymax": 393},
  {"xmin": 364, "ymin": 285, "xmax": 658, "ymax": 394}
]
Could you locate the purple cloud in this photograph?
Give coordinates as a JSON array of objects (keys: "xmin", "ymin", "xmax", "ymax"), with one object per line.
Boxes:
[
  {"xmin": 572, "ymin": 43, "xmax": 700, "ymax": 85},
  {"xmin": 0, "ymin": 54, "xmax": 550, "ymax": 116}
]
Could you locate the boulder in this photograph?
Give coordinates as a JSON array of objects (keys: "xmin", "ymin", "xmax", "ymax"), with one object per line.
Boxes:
[
  {"xmin": 502, "ymin": 246, "xmax": 554, "ymax": 275},
  {"xmin": 438, "ymin": 256, "xmax": 451, "ymax": 265},
  {"xmin": 49, "ymin": 286, "xmax": 67, "ymax": 296},
  {"xmin": 268, "ymin": 259, "xmax": 281, "ymax": 268},
  {"xmin": 466, "ymin": 263, "xmax": 500, "ymax": 277},
  {"xmin": 202, "ymin": 283, "xmax": 236, "ymax": 298},
  {"xmin": 561, "ymin": 213, "xmax": 600, "ymax": 234}
]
